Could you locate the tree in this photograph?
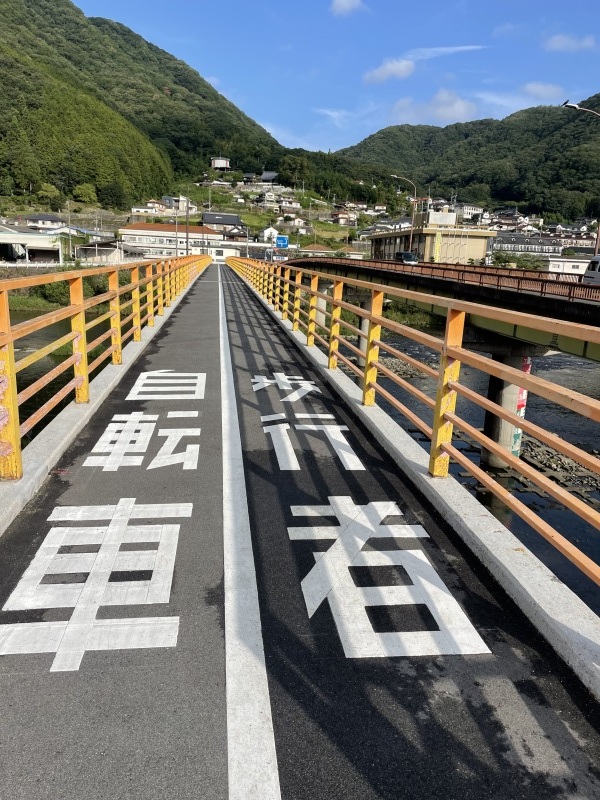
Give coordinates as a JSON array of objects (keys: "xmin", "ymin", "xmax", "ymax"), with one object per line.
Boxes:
[
  {"xmin": 37, "ymin": 182, "xmax": 61, "ymax": 205},
  {"xmin": 97, "ymin": 181, "xmax": 128, "ymax": 209},
  {"xmin": 73, "ymin": 183, "xmax": 98, "ymax": 204}
]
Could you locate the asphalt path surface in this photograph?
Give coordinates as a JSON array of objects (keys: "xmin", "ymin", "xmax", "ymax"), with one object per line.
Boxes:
[{"xmin": 0, "ymin": 263, "xmax": 598, "ymax": 799}]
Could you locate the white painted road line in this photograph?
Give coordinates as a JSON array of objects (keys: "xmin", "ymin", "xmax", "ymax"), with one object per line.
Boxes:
[{"xmin": 219, "ymin": 270, "xmax": 282, "ymax": 800}]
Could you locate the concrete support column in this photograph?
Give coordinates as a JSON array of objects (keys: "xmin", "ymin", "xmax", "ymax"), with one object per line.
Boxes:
[
  {"xmin": 481, "ymin": 354, "xmax": 532, "ymax": 469},
  {"xmin": 344, "ymin": 286, "xmax": 374, "ymax": 369},
  {"xmin": 315, "ymin": 281, "xmax": 331, "ymax": 337},
  {"xmin": 357, "ymin": 300, "xmax": 371, "ymax": 368}
]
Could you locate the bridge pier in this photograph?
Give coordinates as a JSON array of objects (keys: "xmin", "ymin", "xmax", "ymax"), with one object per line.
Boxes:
[
  {"xmin": 481, "ymin": 353, "xmax": 532, "ymax": 469},
  {"xmin": 316, "ymin": 280, "xmax": 332, "ymax": 335},
  {"xmin": 343, "ymin": 287, "xmax": 373, "ymax": 368}
]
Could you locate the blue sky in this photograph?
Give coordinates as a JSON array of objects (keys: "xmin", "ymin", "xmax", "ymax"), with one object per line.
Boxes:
[{"xmin": 75, "ymin": 0, "xmax": 598, "ymax": 152}]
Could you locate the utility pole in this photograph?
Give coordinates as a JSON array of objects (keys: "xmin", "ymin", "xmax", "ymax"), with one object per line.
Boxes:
[{"xmin": 185, "ymin": 197, "xmax": 190, "ymax": 256}]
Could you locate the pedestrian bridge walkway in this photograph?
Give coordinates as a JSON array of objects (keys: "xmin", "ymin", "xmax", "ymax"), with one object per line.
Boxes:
[{"xmin": 0, "ymin": 260, "xmax": 599, "ymax": 799}]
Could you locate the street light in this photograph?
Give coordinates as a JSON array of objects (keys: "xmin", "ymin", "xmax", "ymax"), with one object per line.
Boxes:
[
  {"xmin": 562, "ymin": 100, "xmax": 600, "ymax": 255},
  {"xmin": 391, "ymin": 174, "xmax": 417, "ymax": 254}
]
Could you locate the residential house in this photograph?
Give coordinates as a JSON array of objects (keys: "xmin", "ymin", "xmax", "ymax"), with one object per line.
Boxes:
[
  {"xmin": 331, "ymin": 210, "xmax": 357, "ymax": 226},
  {"xmin": 258, "ymin": 226, "xmax": 279, "ymax": 243},
  {"xmin": 161, "ymin": 195, "xmax": 198, "ymax": 215},
  {"xmin": 201, "ymin": 212, "xmax": 245, "ymax": 233},
  {"xmin": 26, "ymin": 214, "xmax": 66, "ymax": 231},
  {"xmin": 211, "ymin": 157, "xmax": 231, "ymax": 170}
]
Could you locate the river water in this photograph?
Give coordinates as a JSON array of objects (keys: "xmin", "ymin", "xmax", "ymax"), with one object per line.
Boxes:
[
  {"xmin": 11, "ymin": 310, "xmax": 600, "ymax": 612},
  {"xmin": 12, "ymin": 311, "xmax": 111, "ymax": 446}
]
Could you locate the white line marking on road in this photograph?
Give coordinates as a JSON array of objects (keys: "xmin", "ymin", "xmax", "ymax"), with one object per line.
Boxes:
[
  {"xmin": 219, "ymin": 269, "xmax": 282, "ymax": 800},
  {"xmin": 167, "ymin": 411, "xmax": 200, "ymax": 418},
  {"xmin": 263, "ymin": 423, "xmax": 301, "ymax": 470},
  {"xmin": 260, "ymin": 413, "xmax": 287, "ymax": 422},
  {"xmin": 294, "ymin": 413, "xmax": 336, "ymax": 419}
]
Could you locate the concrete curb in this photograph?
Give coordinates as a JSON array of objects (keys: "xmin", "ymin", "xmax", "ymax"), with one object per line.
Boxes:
[
  {"xmin": 0, "ymin": 278, "xmax": 198, "ymax": 539},
  {"xmin": 247, "ymin": 282, "xmax": 600, "ymax": 701}
]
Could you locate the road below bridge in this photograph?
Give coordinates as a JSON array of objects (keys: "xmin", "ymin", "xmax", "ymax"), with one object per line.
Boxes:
[{"xmin": 0, "ymin": 264, "xmax": 598, "ymax": 799}]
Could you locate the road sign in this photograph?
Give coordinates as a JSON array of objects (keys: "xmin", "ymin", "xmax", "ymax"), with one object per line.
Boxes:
[{"xmin": 275, "ymin": 235, "xmax": 289, "ymax": 249}]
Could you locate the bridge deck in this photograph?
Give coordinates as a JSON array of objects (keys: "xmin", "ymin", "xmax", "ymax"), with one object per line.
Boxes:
[{"xmin": 0, "ymin": 264, "xmax": 598, "ymax": 799}]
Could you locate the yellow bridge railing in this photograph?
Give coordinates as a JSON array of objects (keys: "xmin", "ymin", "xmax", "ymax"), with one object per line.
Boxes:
[
  {"xmin": 227, "ymin": 256, "xmax": 600, "ymax": 588},
  {"xmin": 0, "ymin": 255, "xmax": 211, "ymax": 480}
]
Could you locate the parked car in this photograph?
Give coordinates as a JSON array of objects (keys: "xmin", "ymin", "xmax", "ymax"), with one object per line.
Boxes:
[
  {"xmin": 394, "ymin": 251, "xmax": 418, "ymax": 265},
  {"xmin": 582, "ymin": 255, "xmax": 600, "ymax": 285}
]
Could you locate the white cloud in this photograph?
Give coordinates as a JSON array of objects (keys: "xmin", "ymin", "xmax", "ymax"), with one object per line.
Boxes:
[
  {"xmin": 312, "ymin": 101, "xmax": 380, "ymax": 129},
  {"xmin": 364, "ymin": 58, "xmax": 414, "ymax": 84},
  {"xmin": 313, "ymin": 108, "xmax": 353, "ymax": 127},
  {"xmin": 330, "ymin": 0, "xmax": 364, "ymax": 15},
  {"xmin": 205, "ymin": 76, "xmax": 221, "ymax": 88},
  {"xmin": 363, "ymin": 44, "xmax": 484, "ymax": 85},
  {"xmin": 492, "ymin": 23, "xmax": 520, "ymax": 38},
  {"xmin": 522, "ymin": 81, "xmax": 563, "ymax": 100},
  {"xmin": 544, "ymin": 34, "xmax": 595, "ymax": 52},
  {"xmin": 404, "ymin": 45, "xmax": 486, "ymax": 61},
  {"xmin": 392, "ymin": 89, "xmax": 477, "ymax": 125}
]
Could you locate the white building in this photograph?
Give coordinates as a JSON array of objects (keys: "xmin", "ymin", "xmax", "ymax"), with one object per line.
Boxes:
[
  {"xmin": 119, "ymin": 222, "xmax": 222, "ymax": 258},
  {"xmin": 454, "ymin": 203, "xmax": 484, "ymax": 221},
  {"xmin": 26, "ymin": 214, "xmax": 66, "ymax": 231},
  {"xmin": 211, "ymin": 157, "xmax": 231, "ymax": 170},
  {"xmin": 0, "ymin": 224, "xmax": 63, "ymax": 262},
  {"xmin": 258, "ymin": 226, "xmax": 279, "ymax": 243}
]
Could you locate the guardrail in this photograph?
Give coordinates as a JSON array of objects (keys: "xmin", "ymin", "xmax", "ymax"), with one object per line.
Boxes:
[
  {"xmin": 228, "ymin": 256, "xmax": 600, "ymax": 588},
  {"xmin": 0, "ymin": 255, "xmax": 211, "ymax": 479},
  {"xmin": 288, "ymin": 257, "xmax": 600, "ymax": 303}
]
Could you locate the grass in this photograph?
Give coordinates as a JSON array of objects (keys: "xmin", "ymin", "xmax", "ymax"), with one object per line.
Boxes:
[
  {"xmin": 8, "ymin": 295, "xmax": 60, "ymax": 312},
  {"xmin": 383, "ymin": 303, "xmax": 438, "ymax": 329}
]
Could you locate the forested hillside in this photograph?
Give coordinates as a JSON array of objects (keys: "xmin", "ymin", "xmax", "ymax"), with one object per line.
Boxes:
[
  {"xmin": 338, "ymin": 100, "xmax": 600, "ymax": 217},
  {"xmin": 0, "ymin": 0, "xmax": 283, "ymax": 207},
  {"xmin": 0, "ymin": 46, "xmax": 172, "ymax": 205}
]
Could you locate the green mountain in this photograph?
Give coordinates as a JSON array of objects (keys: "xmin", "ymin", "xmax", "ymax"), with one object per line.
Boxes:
[
  {"xmin": 337, "ymin": 100, "xmax": 600, "ymax": 217},
  {"xmin": 0, "ymin": 0, "xmax": 283, "ymax": 206}
]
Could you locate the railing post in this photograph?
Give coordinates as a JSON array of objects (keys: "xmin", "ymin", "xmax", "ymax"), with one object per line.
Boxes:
[
  {"xmin": 328, "ymin": 279, "xmax": 344, "ymax": 369},
  {"xmin": 361, "ymin": 289, "xmax": 384, "ymax": 406},
  {"xmin": 131, "ymin": 266, "xmax": 141, "ymax": 341},
  {"xmin": 0, "ymin": 290, "xmax": 22, "ymax": 479},
  {"xmin": 282, "ymin": 267, "xmax": 291, "ymax": 320},
  {"xmin": 165, "ymin": 260, "xmax": 172, "ymax": 307},
  {"xmin": 292, "ymin": 270, "xmax": 303, "ymax": 331},
  {"xmin": 267, "ymin": 263, "xmax": 274, "ymax": 305},
  {"xmin": 429, "ymin": 308, "xmax": 466, "ymax": 477},
  {"xmin": 69, "ymin": 275, "xmax": 90, "ymax": 403},
  {"xmin": 146, "ymin": 264, "xmax": 155, "ymax": 327},
  {"xmin": 157, "ymin": 261, "xmax": 165, "ymax": 316},
  {"xmin": 307, "ymin": 274, "xmax": 319, "ymax": 346},
  {"xmin": 274, "ymin": 264, "xmax": 281, "ymax": 312},
  {"xmin": 109, "ymin": 268, "xmax": 122, "ymax": 365}
]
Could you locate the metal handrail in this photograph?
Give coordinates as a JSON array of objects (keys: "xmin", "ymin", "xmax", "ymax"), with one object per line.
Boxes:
[
  {"xmin": 228, "ymin": 256, "xmax": 600, "ymax": 587},
  {"xmin": 0, "ymin": 255, "xmax": 212, "ymax": 479},
  {"xmin": 288, "ymin": 256, "xmax": 600, "ymax": 303}
]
